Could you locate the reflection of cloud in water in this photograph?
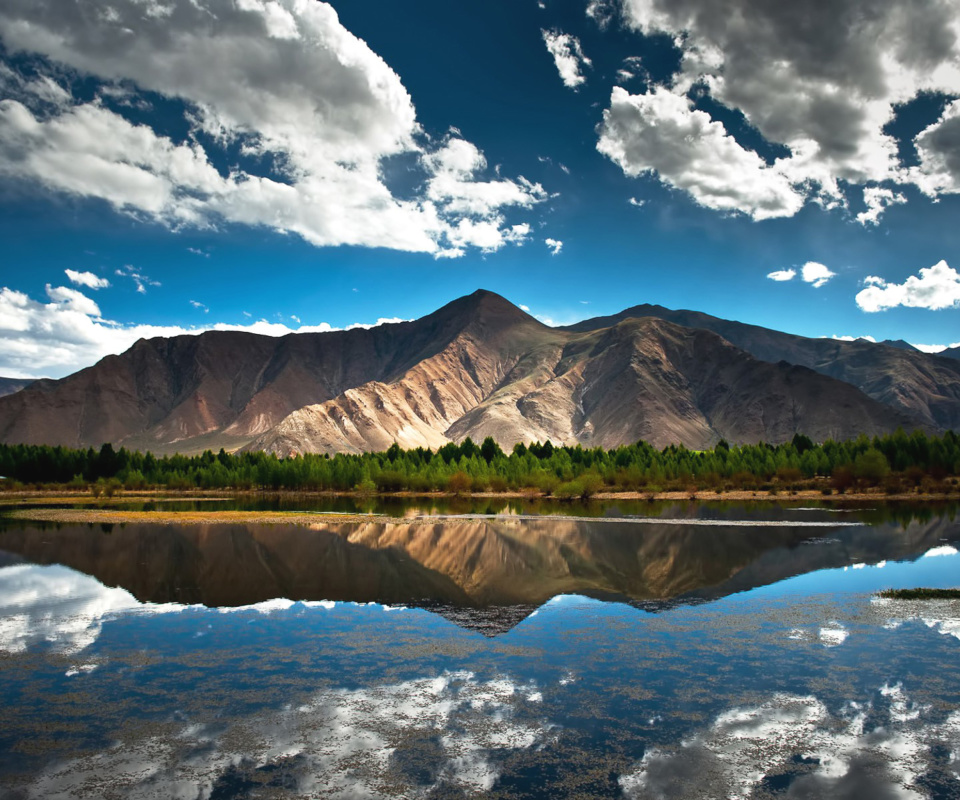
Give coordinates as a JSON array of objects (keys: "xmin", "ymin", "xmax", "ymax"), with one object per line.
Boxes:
[
  {"xmin": 873, "ymin": 596, "xmax": 960, "ymax": 643},
  {"xmin": 819, "ymin": 623, "xmax": 849, "ymax": 647},
  {"xmin": 0, "ymin": 565, "xmax": 413, "ymax": 654},
  {"xmin": 0, "ymin": 564, "xmax": 174, "ymax": 654},
  {"xmin": 620, "ymin": 685, "xmax": 960, "ymax": 799},
  {"xmin": 922, "ymin": 545, "xmax": 959, "ymax": 558},
  {"xmin": 28, "ymin": 671, "xmax": 547, "ymax": 799}
]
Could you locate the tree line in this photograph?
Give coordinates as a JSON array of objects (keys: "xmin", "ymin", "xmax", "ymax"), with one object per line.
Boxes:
[{"xmin": 0, "ymin": 429, "xmax": 958, "ymax": 496}]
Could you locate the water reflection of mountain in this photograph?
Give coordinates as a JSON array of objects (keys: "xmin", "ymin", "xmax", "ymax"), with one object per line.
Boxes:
[{"xmin": 0, "ymin": 516, "xmax": 956, "ymax": 633}]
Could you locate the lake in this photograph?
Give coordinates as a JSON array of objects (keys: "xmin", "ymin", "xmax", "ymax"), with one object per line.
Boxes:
[{"xmin": 1, "ymin": 501, "xmax": 959, "ymax": 798}]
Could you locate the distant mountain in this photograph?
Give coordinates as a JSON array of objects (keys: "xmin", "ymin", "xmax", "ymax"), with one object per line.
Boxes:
[
  {"xmin": 940, "ymin": 346, "xmax": 960, "ymax": 361},
  {"xmin": 880, "ymin": 339, "xmax": 918, "ymax": 352},
  {"xmin": 0, "ymin": 291, "xmax": 945, "ymax": 454},
  {"xmin": 564, "ymin": 304, "xmax": 960, "ymax": 430},
  {"xmin": 0, "ymin": 377, "xmax": 33, "ymax": 398}
]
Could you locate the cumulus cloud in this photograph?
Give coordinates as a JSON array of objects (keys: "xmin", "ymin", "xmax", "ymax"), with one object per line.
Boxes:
[
  {"xmin": 0, "ymin": 0, "xmax": 544, "ymax": 257},
  {"xmin": 423, "ymin": 138, "xmax": 546, "ymax": 249},
  {"xmin": 542, "ymin": 29, "xmax": 592, "ymax": 89},
  {"xmin": 545, "ymin": 237, "xmax": 563, "ymax": 254},
  {"xmin": 856, "ymin": 259, "xmax": 960, "ymax": 312},
  {"xmin": 857, "ymin": 186, "xmax": 907, "ymax": 226},
  {"xmin": 767, "ymin": 268, "xmax": 796, "ymax": 281},
  {"xmin": 801, "ymin": 261, "xmax": 836, "ymax": 288},
  {"xmin": 0, "ymin": 283, "xmax": 410, "ymax": 378},
  {"xmin": 597, "ymin": 87, "xmax": 805, "ymax": 220},
  {"xmin": 911, "ymin": 99, "xmax": 960, "ymax": 196},
  {"xmin": 64, "ymin": 269, "xmax": 109, "ymax": 289},
  {"xmin": 605, "ymin": 0, "xmax": 960, "ymax": 218},
  {"xmin": 913, "ymin": 341, "xmax": 960, "ymax": 353}
]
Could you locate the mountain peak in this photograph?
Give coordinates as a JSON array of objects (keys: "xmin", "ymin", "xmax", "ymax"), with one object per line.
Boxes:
[{"xmin": 430, "ymin": 289, "xmax": 541, "ymax": 331}]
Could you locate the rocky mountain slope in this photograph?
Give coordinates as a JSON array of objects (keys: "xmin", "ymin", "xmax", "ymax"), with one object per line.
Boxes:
[
  {"xmin": 0, "ymin": 290, "xmax": 949, "ymax": 454},
  {"xmin": 564, "ymin": 304, "xmax": 960, "ymax": 430}
]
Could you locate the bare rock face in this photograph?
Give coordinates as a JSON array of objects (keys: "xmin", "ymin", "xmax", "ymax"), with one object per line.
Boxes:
[{"xmin": 0, "ymin": 290, "xmax": 946, "ymax": 454}]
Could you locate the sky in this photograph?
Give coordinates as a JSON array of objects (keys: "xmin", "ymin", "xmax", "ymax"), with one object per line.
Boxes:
[{"xmin": 1, "ymin": 0, "xmax": 960, "ymax": 379}]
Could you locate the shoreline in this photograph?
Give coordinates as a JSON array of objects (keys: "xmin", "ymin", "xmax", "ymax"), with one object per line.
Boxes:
[
  {"xmin": 1, "ymin": 487, "xmax": 958, "ymax": 504},
  {"xmin": 1, "ymin": 488, "xmax": 957, "ymax": 528}
]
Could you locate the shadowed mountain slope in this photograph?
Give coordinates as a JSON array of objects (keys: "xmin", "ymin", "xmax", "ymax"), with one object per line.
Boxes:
[{"xmin": 564, "ymin": 304, "xmax": 960, "ymax": 430}]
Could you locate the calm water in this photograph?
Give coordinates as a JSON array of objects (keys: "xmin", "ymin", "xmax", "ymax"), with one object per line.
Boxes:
[{"xmin": 1, "ymin": 502, "xmax": 959, "ymax": 798}]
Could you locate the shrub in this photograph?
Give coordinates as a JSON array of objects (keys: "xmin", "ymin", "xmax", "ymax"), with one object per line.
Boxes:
[
  {"xmin": 554, "ymin": 480, "xmax": 584, "ymax": 500},
  {"xmin": 853, "ymin": 449, "xmax": 890, "ymax": 485},
  {"xmin": 830, "ymin": 466, "xmax": 855, "ymax": 494},
  {"xmin": 447, "ymin": 471, "xmax": 473, "ymax": 495},
  {"xmin": 579, "ymin": 472, "xmax": 605, "ymax": 499},
  {"xmin": 488, "ymin": 475, "xmax": 509, "ymax": 493}
]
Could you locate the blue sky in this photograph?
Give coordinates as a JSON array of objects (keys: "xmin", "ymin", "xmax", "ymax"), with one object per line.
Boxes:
[{"xmin": 1, "ymin": 0, "xmax": 960, "ymax": 378}]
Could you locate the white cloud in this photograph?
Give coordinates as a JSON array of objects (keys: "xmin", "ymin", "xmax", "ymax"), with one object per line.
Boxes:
[
  {"xmin": 857, "ymin": 186, "xmax": 907, "ymax": 226},
  {"xmin": 45, "ymin": 283, "xmax": 101, "ymax": 316},
  {"xmin": 856, "ymin": 259, "xmax": 960, "ymax": 312},
  {"xmin": 545, "ymin": 237, "xmax": 563, "ymax": 255},
  {"xmin": 911, "ymin": 99, "xmax": 960, "ymax": 197},
  {"xmin": 541, "ymin": 29, "xmax": 592, "ymax": 89},
  {"xmin": 519, "ymin": 304, "xmax": 530, "ymax": 312},
  {"xmin": 586, "ymin": 0, "xmax": 617, "ymax": 29},
  {"xmin": 115, "ymin": 264, "xmax": 160, "ymax": 294},
  {"xmin": 628, "ymin": 196, "xmax": 645, "ymax": 207},
  {"xmin": 801, "ymin": 261, "xmax": 836, "ymax": 288},
  {"xmin": 609, "ymin": 0, "xmax": 960, "ymax": 217},
  {"xmin": 64, "ymin": 269, "xmax": 110, "ymax": 289},
  {"xmin": 767, "ymin": 268, "xmax": 796, "ymax": 282},
  {"xmin": 423, "ymin": 138, "xmax": 546, "ymax": 234},
  {"xmin": 597, "ymin": 87, "xmax": 805, "ymax": 220},
  {"xmin": 912, "ymin": 341, "xmax": 960, "ymax": 353},
  {"xmin": 0, "ymin": 283, "xmax": 411, "ymax": 378},
  {"xmin": 0, "ymin": 0, "xmax": 544, "ymax": 257},
  {"xmin": 190, "ymin": 300, "xmax": 208, "ymax": 313},
  {"xmin": 830, "ymin": 334, "xmax": 877, "ymax": 343}
]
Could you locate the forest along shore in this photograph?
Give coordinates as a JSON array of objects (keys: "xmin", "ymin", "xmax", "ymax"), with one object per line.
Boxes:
[{"xmin": 1, "ymin": 431, "xmax": 959, "ymax": 500}]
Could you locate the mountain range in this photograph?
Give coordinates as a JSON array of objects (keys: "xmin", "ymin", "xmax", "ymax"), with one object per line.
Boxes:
[{"xmin": 0, "ymin": 289, "xmax": 956, "ymax": 455}]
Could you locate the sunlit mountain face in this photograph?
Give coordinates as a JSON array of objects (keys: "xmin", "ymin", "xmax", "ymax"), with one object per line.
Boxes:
[{"xmin": 2, "ymin": 504, "xmax": 960, "ymax": 797}]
